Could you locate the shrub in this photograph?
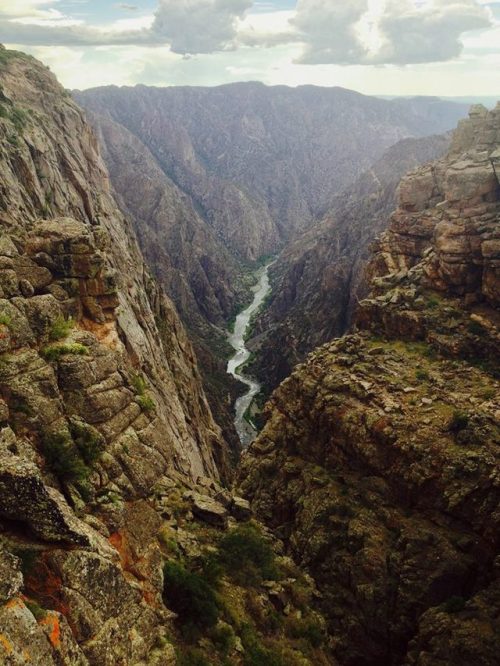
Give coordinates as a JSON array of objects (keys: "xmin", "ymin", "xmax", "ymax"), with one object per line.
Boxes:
[
  {"xmin": 218, "ymin": 524, "xmax": 278, "ymax": 586},
  {"xmin": 41, "ymin": 432, "xmax": 89, "ymax": 482},
  {"xmin": 211, "ymin": 624, "xmax": 236, "ymax": 655},
  {"xmin": 415, "ymin": 368, "xmax": 429, "ymax": 381},
  {"xmin": 10, "ymin": 107, "xmax": 29, "ymax": 133},
  {"xmin": 137, "ymin": 394, "xmax": 156, "ymax": 412},
  {"xmin": 443, "ymin": 595, "xmax": 466, "ymax": 614},
  {"xmin": 448, "ymin": 411, "xmax": 469, "ymax": 433},
  {"xmin": 163, "ymin": 561, "xmax": 220, "ymax": 631},
  {"xmin": 69, "ymin": 418, "xmax": 104, "ymax": 466},
  {"xmin": 0, "ymin": 313, "xmax": 11, "ymax": 327},
  {"xmin": 285, "ymin": 616, "xmax": 324, "ymax": 648},
  {"xmin": 131, "ymin": 373, "xmax": 147, "ymax": 395},
  {"xmin": 41, "ymin": 343, "xmax": 88, "ymax": 362},
  {"xmin": 240, "ymin": 624, "xmax": 284, "ymax": 666},
  {"xmin": 48, "ymin": 316, "xmax": 74, "ymax": 341}
]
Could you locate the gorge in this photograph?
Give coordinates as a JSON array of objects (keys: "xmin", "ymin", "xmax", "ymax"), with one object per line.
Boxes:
[{"xmin": 0, "ymin": 43, "xmax": 498, "ymax": 666}]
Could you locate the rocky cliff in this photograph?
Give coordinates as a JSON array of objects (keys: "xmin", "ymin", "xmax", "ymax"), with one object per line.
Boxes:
[
  {"xmin": 240, "ymin": 104, "xmax": 500, "ymax": 665},
  {"xmin": 248, "ymin": 133, "xmax": 452, "ymax": 394},
  {"xmin": 0, "ymin": 46, "xmax": 336, "ymax": 666}
]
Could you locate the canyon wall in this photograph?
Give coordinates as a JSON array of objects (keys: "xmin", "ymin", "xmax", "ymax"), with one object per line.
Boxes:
[{"xmin": 240, "ymin": 104, "xmax": 500, "ymax": 665}]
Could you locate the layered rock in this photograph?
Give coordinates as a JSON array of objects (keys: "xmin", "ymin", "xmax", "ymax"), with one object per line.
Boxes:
[
  {"xmin": 240, "ymin": 105, "xmax": 500, "ymax": 665},
  {"xmin": 248, "ymin": 133, "xmax": 451, "ymax": 394},
  {"xmin": 0, "ymin": 46, "xmax": 226, "ymax": 664}
]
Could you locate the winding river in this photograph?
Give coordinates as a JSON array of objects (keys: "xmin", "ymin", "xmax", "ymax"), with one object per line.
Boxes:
[{"xmin": 227, "ymin": 262, "xmax": 272, "ymax": 447}]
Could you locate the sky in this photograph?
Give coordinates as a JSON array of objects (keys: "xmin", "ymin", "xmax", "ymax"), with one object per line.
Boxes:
[{"xmin": 0, "ymin": 0, "xmax": 499, "ymax": 97}]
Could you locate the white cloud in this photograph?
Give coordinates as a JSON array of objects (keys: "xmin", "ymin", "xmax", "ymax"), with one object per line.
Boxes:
[
  {"xmin": 290, "ymin": 0, "xmax": 492, "ymax": 65},
  {"xmin": 151, "ymin": 0, "xmax": 253, "ymax": 54}
]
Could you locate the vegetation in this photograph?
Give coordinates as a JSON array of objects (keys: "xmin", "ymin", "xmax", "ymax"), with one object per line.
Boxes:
[
  {"xmin": 69, "ymin": 419, "xmax": 105, "ymax": 466},
  {"xmin": 447, "ymin": 410, "xmax": 469, "ymax": 433},
  {"xmin": 48, "ymin": 315, "xmax": 74, "ymax": 341},
  {"xmin": 41, "ymin": 431, "xmax": 89, "ymax": 483},
  {"xmin": 163, "ymin": 561, "xmax": 220, "ymax": 631},
  {"xmin": 0, "ymin": 313, "xmax": 11, "ymax": 327},
  {"xmin": 415, "ymin": 368, "xmax": 430, "ymax": 381},
  {"xmin": 217, "ymin": 524, "xmax": 278, "ymax": 586},
  {"xmin": 131, "ymin": 372, "xmax": 156, "ymax": 412},
  {"xmin": 25, "ymin": 599, "xmax": 47, "ymax": 621},
  {"xmin": 131, "ymin": 372, "xmax": 147, "ymax": 395},
  {"xmin": 467, "ymin": 320, "xmax": 486, "ymax": 336},
  {"xmin": 41, "ymin": 343, "xmax": 89, "ymax": 362},
  {"xmin": 137, "ymin": 393, "xmax": 156, "ymax": 412}
]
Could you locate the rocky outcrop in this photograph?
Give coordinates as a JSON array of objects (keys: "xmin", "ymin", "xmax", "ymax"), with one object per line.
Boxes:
[
  {"xmin": 240, "ymin": 105, "xmax": 500, "ymax": 665},
  {"xmin": 247, "ymin": 134, "xmax": 451, "ymax": 395},
  {"xmin": 0, "ymin": 45, "xmax": 228, "ymax": 664}
]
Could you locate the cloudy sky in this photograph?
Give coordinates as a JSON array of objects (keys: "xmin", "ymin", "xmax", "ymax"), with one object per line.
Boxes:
[{"xmin": 0, "ymin": 0, "xmax": 499, "ymax": 96}]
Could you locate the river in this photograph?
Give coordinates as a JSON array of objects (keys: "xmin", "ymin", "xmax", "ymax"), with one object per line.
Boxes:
[{"xmin": 227, "ymin": 262, "xmax": 272, "ymax": 447}]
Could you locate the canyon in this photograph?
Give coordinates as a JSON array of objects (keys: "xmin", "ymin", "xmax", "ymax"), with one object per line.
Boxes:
[{"xmin": 0, "ymin": 43, "xmax": 498, "ymax": 666}]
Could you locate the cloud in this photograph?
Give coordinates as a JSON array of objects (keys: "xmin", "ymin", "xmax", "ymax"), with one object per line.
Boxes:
[
  {"xmin": 292, "ymin": 0, "xmax": 492, "ymax": 65},
  {"xmin": 151, "ymin": 0, "xmax": 253, "ymax": 54},
  {"xmin": 0, "ymin": 0, "xmax": 253, "ymax": 54}
]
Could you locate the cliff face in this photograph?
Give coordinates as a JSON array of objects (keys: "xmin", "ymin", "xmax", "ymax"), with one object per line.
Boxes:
[
  {"xmin": 77, "ymin": 84, "xmax": 467, "ymax": 263},
  {"xmin": 248, "ymin": 133, "xmax": 451, "ymax": 394},
  {"xmin": 240, "ymin": 105, "xmax": 500, "ymax": 665},
  {"xmin": 0, "ymin": 47, "xmax": 224, "ymax": 663},
  {"xmin": 0, "ymin": 47, "xmax": 337, "ymax": 666}
]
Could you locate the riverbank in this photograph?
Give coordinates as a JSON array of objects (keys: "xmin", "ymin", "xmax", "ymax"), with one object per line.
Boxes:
[{"xmin": 227, "ymin": 262, "xmax": 273, "ymax": 447}]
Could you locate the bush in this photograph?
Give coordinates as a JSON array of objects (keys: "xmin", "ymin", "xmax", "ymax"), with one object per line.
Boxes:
[
  {"xmin": 448, "ymin": 411, "xmax": 469, "ymax": 433},
  {"xmin": 176, "ymin": 649, "xmax": 212, "ymax": 666},
  {"xmin": 0, "ymin": 313, "xmax": 11, "ymax": 327},
  {"xmin": 415, "ymin": 368, "xmax": 429, "ymax": 381},
  {"xmin": 137, "ymin": 394, "xmax": 156, "ymax": 412},
  {"xmin": 285, "ymin": 616, "xmax": 324, "ymax": 648},
  {"xmin": 48, "ymin": 316, "xmax": 74, "ymax": 341},
  {"xmin": 468, "ymin": 320, "xmax": 486, "ymax": 336},
  {"xmin": 10, "ymin": 107, "xmax": 29, "ymax": 133},
  {"xmin": 41, "ymin": 343, "xmax": 88, "ymax": 362},
  {"xmin": 131, "ymin": 373, "xmax": 147, "ymax": 395},
  {"xmin": 444, "ymin": 595, "xmax": 466, "ymax": 614},
  {"xmin": 218, "ymin": 524, "xmax": 278, "ymax": 586},
  {"xmin": 163, "ymin": 561, "xmax": 220, "ymax": 631},
  {"xmin": 69, "ymin": 418, "xmax": 104, "ymax": 466},
  {"xmin": 42, "ymin": 432, "xmax": 89, "ymax": 482},
  {"xmin": 25, "ymin": 599, "xmax": 47, "ymax": 621},
  {"xmin": 240, "ymin": 624, "xmax": 284, "ymax": 666},
  {"xmin": 211, "ymin": 624, "xmax": 236, "ymax": 655}
]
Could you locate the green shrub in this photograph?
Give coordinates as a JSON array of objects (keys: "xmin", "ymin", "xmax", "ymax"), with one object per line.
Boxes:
[
  {"xmin": 240, "ymin": 624, "xmax": 284, "ymax": 666},
  {"xmin": 131, "ymin": 373, "xmax": 147, "ymax": 395},
  {"xmin": 48, "ymin": 316, "xmax": 74, "ymax": 341},
  {"xmin": 0, "ymin": 313, "xmax": 11, "ymax": 327},
  {"xmin": 137, "ymin": 394, "xmax": 156, "ymax": 412},
  {"xmin": 163, "ymin": 561, "xmax": 220, "ymax": 631},
  {"xmin": 10, "ymin": 107, "xmax": 29, "ymax": 133},
  {"xmin": 25, "ymin": 599, "xmax": 47, "ymax": 621},
  {"xmin": 41, "ymin": 432, "xmax": 89, "ymax": 482},
  {"xmin": 415, "ymin": 368, "xmax": 429, "ymax": 381},
  {"xmin": 443, "ymin": 595, "xmax": 466, "ymax": 614},
  {"xmin": 69, "ymin": 419, "xmax": 104, "ymax": 466},
  {"xmin": 218, "ymin": 524, "xmax": 278, "ymax": 586},
  {"xmin": 41, "ymin": 343, "xmax": 89, "ymax": 362},
  {"xmin": 448, "ymin": 411, "xmax": 469, "ymax": 433},
  {"xmin": 285, "ymin": 616, "xmax": 324, "ymax": 648},
  {"xmin": 211, "ymin": 624, "xmax": 236, "ymax": 655}
]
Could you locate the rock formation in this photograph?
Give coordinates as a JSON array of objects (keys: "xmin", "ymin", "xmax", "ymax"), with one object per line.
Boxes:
[
  {"xmin": 0, "ymin": 46, "xmax": 334, "ymax": 666},
  {"xmin": 240, "ymin": 104, "xmax": 500, "ymax": 665},
  {"xmin": 248, "ymin": 133, "xmax": 452, "ymax": 394}
]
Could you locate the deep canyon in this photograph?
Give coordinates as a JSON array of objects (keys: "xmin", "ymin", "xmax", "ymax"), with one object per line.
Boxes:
[{"xmin": 0, "ymin": 44, "xmax": 498, "ymax": 666}]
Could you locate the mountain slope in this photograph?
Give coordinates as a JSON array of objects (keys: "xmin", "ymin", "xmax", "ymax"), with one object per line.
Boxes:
[
  {"xmin": 77, "ymin": 84, "xmax": 468, "ymax": 262},
  {"xmin": 240, "ymin": 103, "xmax": 500, "ymax": 665},
  {"xmin": 248, "ymin": 133, "xmax": 452, "ymax": 394}
]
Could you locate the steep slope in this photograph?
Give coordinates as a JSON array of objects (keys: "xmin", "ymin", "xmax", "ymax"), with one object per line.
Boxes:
[
  {"xmin": 77, "ymin": 84, "xmax": 467, "ymax": 263},
  {"xmin": 248, "ymin": 133, "xmax": 451, "ymax": 394},
  {"xmin": 85, "ymin": 109, "xmax": 248, "ymax": 451},
  {"xmin": 0, "ymin": 46, "xmax": 225, "ymax": 663},
  {"xmin": 240, "ymin": 104, "xmax": 500, "ymax": 665},
  {"xmin": 0, "ymin": 46, "xmax": 335, "ymax": 666}
]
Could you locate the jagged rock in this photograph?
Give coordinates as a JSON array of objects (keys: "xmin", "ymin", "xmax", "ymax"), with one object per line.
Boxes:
[
  {"xmin": 187, "ymin": 491, "xmax": 229, "ymax": 528},
  {"xmin": 0, "ymin": 547, "xmax": 23, "ymax": 603},
  {"xmin": 230, "ymin": 496, "xmax": 252, "ymax": 521}
]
